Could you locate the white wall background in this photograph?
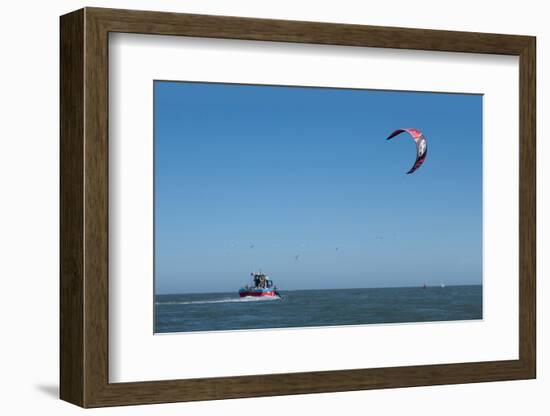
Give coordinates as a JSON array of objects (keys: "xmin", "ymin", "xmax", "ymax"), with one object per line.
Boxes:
[{"xmin": 0, "ymin": 0, "xmax": 545, "ymax": 414}]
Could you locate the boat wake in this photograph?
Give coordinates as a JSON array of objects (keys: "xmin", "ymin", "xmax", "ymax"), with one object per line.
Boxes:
[{"xmin": 157, "ymin": 296, "xmax": 282, "ymax": 306}]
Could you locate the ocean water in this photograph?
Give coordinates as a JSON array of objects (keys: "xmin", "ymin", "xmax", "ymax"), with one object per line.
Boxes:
[{"xmin": 155, "ymin": 285, "xmax": 482, "ymax": 333}]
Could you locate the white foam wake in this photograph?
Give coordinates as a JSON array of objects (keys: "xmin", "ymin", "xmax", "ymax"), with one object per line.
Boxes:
[{"xmin": 157, "ymin": 296, "xmax": 282, "ymax": 306}]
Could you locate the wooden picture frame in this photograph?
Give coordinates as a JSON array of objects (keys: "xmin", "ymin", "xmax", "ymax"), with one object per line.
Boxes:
[{"xmin": 60, "ymin": 7, "xmax": 536, "ymax": 408}]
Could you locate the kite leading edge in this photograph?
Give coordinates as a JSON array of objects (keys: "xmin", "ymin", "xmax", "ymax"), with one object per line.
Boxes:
[{"xmin": 386, "ymin": 128, "xmax": 428, "ymax": 174}]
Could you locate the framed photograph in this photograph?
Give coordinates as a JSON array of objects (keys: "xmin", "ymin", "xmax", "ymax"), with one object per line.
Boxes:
[{"xmin": 60, "ymin": 7, "xmax": 536, "ymax": 408}]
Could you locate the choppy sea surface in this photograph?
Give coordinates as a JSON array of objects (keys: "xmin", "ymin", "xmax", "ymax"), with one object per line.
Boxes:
[{"xmin": 155, "ymin": 285, "xmax": 482, "ymax": 333}]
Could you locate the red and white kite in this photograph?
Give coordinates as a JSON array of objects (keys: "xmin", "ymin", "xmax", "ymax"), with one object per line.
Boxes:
[{"xmin": 386, "ymin": 128, "xmax": 428, "ymax": 174}]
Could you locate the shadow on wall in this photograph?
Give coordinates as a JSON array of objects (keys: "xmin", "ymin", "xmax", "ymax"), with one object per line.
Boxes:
[{"xmin": 35, "ymin": 384, "xmax": 58, "ymax": 399}]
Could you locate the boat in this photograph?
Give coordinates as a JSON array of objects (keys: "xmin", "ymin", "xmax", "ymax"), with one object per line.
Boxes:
[{"xmin": 239, "ymin": 272, "xmax": 282, "ymax": 298}]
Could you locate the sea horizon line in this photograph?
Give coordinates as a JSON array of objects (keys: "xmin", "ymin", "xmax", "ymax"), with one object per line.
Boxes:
[{"xmin": 156, "ymin": 283, "xmax": 482, "ymax": 296}]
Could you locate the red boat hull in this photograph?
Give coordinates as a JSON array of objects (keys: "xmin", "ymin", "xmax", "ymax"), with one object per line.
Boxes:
[{"xmin": 239, "ymin": 291, "xmax": 276, "ymax": 297}]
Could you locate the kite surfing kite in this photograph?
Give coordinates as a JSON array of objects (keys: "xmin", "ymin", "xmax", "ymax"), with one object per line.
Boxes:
[{"xmin": 386, "ymin": 128, "xmax": 428, "ymax": 174}]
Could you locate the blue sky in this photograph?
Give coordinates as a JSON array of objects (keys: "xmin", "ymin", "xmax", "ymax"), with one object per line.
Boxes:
[{"xmin": 154, "ymin": 81, "xmax": 482, "ymax": 294}]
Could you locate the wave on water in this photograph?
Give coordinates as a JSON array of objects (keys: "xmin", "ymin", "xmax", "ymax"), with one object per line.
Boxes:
[{"xmin": 156, "ymin": 296, "xmax": 282, "ymax": 306}]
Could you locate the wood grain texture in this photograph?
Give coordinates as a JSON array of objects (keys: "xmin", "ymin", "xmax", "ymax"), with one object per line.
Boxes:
[
  {"xmin": 88, "ymin": 7, "xmax": 532, "ymax": 54},
  {"xmin": 59, "ymin": 8, "xmax": 84, "ymax": 407},
  {"xmin": 59, "ymin": 7, "xmax": 537, "ymax": 408},
  {"xmin": 83, "ymin": 10, "xmax": 110, "ymax": 406},
  {"xmin": 518, "ymin": 38, "xmax": 536, "ymax": 375}
]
